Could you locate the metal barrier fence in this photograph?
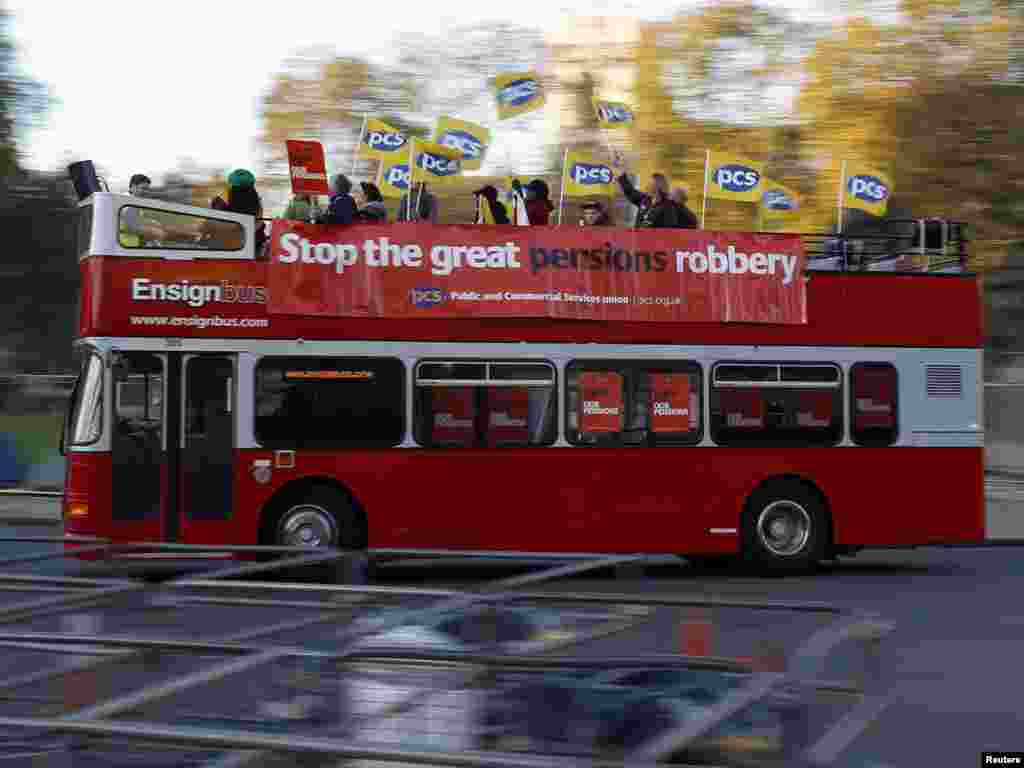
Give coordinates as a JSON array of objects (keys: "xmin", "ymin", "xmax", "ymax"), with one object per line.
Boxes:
[{"xmin": 0, "ymin": 542, "xmax": 891, "ymax": 767}]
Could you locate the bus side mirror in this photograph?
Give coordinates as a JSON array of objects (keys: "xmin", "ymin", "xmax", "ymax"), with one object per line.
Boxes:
[{"xmin": 58, "ymin": 418, "xmax": 66, "ymax": 457}]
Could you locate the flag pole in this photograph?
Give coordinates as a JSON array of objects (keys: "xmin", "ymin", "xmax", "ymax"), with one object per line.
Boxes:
[
  {"xmin": 700, "ymin": 149, "xmax": 710, "ymax": 230},
  {"xmin": 408, "ymin": 138, "xmax": 418, "ymax": 222},
  {"xmin": 837, "ymin": 159, "xmax": 847, "ymax": 235},
  {"xmin": 351, "ymin": 114, "xmax": 367, "ymax": 178},
  {"xmin": 557, "ymin": 148, "xmax": 568, "ymax": 226}
]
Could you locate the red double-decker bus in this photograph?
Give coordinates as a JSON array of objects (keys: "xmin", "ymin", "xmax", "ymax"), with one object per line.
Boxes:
[{"xmin": 60, "ymin": 192, "xmax": 984, "ymax": 570}]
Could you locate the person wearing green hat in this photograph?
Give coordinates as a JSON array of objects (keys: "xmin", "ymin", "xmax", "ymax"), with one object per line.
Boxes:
[
  {"xmin": 218, "ymin": 169, "xmax": 267, "ymax": 255},
  {"xmin": 227, "ymin": 168, "xmax": 256, "ymax": 189}
]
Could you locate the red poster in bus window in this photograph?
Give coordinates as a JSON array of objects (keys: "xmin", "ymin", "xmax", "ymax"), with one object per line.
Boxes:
[
  {"xmin": 649, "ymin": 374, "xmax": 691, "ymax": 432},
  {"xmin": 286, "ymin": 140, "xmax": 330, "ymax": 196},
  {"xmin": 796, "ymin": 389, "xmax": 834, "ymax": 427},
  {"xmin": 487, "ymin": 388, "xmax": 530, "ymax": 446},
  {"xmin": 855, "ymin": 367, "xmax": 896, "ymax": 429},
  {"xmin": 719, "ymin": 389, "xmax": 765, "ymax": 428},
  {"xmin": 578, "ymin": 372, "xmax": 623, "ymax": 433},
  {"xmin": 431, "ymin": 388, "xmax": 475, "ymax": 446}
]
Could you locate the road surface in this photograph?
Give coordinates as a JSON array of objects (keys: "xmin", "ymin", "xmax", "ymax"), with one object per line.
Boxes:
[{"xmin": 0, "ymin": 508, "xmax": 1022, "ymax": 766}]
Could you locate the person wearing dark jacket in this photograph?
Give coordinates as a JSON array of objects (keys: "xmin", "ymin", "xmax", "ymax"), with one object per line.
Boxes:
[
  {"xmin": 357, "ymin": 182, "xmax": 388, "ymax": 222},
  {"xmin": 512, "ymin": 178, "xmax": 554, "ymax": 225},
  {"xmin": 580, "ymin": 200, "xmax": 612, "ymax": 226},
  {"xmin": 617, "ymin": 171, "xmax": 681, "ymax": 228},
  {"xmin": 398, "ymin": 182, "xmax": 439, "ymax": 222},
  {"xmin": 224, "ymin": 176, "xmax": 267, "ymax": 254},
  {"xmin": 474, "ymin": 185, "xmax": 510, "ymax": 224},
  {"xmin": 319, "ymin": 174, "xmax": 358, "ymax": 226},
  {"xmin": 671, "ymin": 187, "xmax": 699, "ymax": 229}
]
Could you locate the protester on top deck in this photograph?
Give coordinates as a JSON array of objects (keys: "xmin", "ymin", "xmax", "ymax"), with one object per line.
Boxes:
[
  {"xmin": 224, "ymin": 172, "xmax": 267, "ymax": 254},
  {"xmin": 511, "ymin": 178, "xmax": 554, "ymax": 225},
  {"xmin": 580, "ymin": 200, "xmax": 612, "ymax": 226},
  {"xmin": 356, "ymin": 182, "xmax": 388, "ymax": 222},
  {"xmin": 283, "ymin": 194, "xmax": 315, "ymax": 222},
  {"xmin": 611, "ymin": 151, "xmax": 681, "ymax": 228},
  {"xmin": 616, "ymin": 171, "xmax": 682, "ymax": 228},
  {"xmin": 474, "ymin": 185, "xmax": 510, "ymax": 225},
  {"xmin": 671, "ymin": 187, "xmax": 699, "ymax": 229},
  {"xmin": 122, "ymin": 174, "xmax": 165, "ymax": 245},
  {"xmin": 319, "ymin": 174, "xmax": 358, "ymax": 226},
  {"xmin": 398, "ymin": 182, "xmax": 439, "ymax": 223},
  {"xmin": 128, "ymin": 174, "xmax": 152, "ymax": 197}
]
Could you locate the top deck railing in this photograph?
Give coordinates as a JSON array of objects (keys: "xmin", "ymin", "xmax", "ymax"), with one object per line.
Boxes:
[{"xmin": 81, "ymin": 192, "xmax": 971, "ymax": 276}]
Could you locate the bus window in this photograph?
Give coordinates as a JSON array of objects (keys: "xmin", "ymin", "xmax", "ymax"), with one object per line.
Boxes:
[
  {"xmin": 118, "ymin": 205, "xmax": 245, "ymax": 251},
  {"xmin": 710, "ymin": 362, "xmax": 842, "ymax": 447},
  {"xmin": 254, "ymin": 357, "xmax": 405, "ymax": 449},
  {"xmin": 565, "ymin": 361, "xmax": 702, "ymax": 447},
  {"xmin": 67, "ymin": 353, "xmax": 103, "ymax": 445},
  {"xmin": 413, "ymin": 361, "xmax": 556, "ymax": 448},
  {"xmin": 851, "ymin": 363, "xmax": 898, "ymax": 446}
]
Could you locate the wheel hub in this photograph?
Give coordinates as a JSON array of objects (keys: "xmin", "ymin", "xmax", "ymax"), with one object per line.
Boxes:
[
  {"xmin": 756, "ymin": 500, "xmax": 811, "ymax": 557},
  {"xmin": 279, "ymin": 504, "xmax": 336, "ymax": 548}
]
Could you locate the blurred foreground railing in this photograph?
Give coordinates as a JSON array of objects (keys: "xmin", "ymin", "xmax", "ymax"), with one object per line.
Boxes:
[{"xmin": 0, "ymin": 544, "xmax": 891, "ymax": 767}]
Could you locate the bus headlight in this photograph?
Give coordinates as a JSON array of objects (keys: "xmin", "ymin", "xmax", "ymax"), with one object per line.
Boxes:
[{"xmin": 67, "ymin": 503, "xmax": 89, "ymax": 519}]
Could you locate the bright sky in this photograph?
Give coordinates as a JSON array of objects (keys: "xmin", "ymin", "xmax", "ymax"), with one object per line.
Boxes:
[{"xmin": 9, "ymin": 0, "xmax": 840, "ymax": 190}]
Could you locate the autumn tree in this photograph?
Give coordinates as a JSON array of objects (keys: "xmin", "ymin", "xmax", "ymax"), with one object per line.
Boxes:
[{"xmin": 259, "ymin": 49, "xmax": 418, "ymax": 180}]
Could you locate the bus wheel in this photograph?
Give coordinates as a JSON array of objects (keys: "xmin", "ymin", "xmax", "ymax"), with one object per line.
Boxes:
[
  {"xmin": 743, "ymin": 481, "xmax": 827, "ymax": 572},
  {"xmin": 273, "ymin": 486, "xmax": 355, "ymax": 549}
]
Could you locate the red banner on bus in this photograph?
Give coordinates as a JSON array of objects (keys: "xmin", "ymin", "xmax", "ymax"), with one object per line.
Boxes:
[
  {"xmin": 286, "ymin": 140, "xmax": 330, "ymax": 196},
  {"xmin": 578, "ymin": 372, "xmax": 623, "ymax": 433},
  {"xmin": 267, "ymin": 221, "xmax": 807, "ymax": 324},
  {"xmin": 649, "ymin": 374, "xmax": 692, "ymax": 433}
]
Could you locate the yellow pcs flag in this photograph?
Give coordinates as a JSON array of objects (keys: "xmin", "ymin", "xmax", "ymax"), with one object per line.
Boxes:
[
  {"xmin": 409, "ymin": 139, "xmax": 462, "ymax": 184},
  {"xmin": 493, "ymin": 71, "xmax": 545, "ymax": 120},
  {"xmin": 842, "ymin": 164, "xmax": 892, "ymax": 217},
  {"xmin": 562, "ymin": 150, "xmax": 616, "ymax": 198},
  {"xmin": 434, "ymin": 117, "xmax": 491, "ymax": 172},
  {"xmin": 376, "ymin": 157, "xmax": 411, "ymax": 199},
  {"xmin": 358, "ymin": 118, "xmax": 408, "ymax": 159},
  {"xmin": 761, "ymin": 178, "xmax": 800, "ymax": 219},
  {"xmin": 593, "ymin": 99, "xmax": 633, "ymax": 129},
  {"xmin": 706, "ymin": 151, "xmax": 764, "ymax": 203}
]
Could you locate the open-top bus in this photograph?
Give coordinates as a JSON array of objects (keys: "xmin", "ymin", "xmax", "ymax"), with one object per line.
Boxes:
[{"xmin": 60, "ymin": 191, "xmax": 984, "ymax": 570}]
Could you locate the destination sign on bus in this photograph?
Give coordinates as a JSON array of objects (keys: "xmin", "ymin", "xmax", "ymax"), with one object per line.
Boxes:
[{"xmin": 284, "ymin": 370, "xmax": 375, "ymax": 380}]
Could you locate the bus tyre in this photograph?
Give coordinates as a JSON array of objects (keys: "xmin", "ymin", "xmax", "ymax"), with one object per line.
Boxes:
[{"xmin": 743, "ymin": 482, "xmax": 826, "ymax": 572}]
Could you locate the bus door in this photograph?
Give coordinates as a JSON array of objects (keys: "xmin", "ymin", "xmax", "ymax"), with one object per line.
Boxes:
[
  {"xmin": 179, "ymin": 354, "xmax": 236, "ymax": 544},
  {"xmin": 110, "ymin": 351, "xmax": 171, "ymax": 542}
]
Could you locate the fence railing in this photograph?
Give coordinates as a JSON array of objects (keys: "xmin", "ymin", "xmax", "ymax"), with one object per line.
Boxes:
[{"xmin": 0, "ymin": 543, "xmax": 893, "ymax": 766}]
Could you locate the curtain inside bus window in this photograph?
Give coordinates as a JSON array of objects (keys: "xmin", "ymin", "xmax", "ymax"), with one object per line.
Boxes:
[
  {"xmin": 719, "ymin": 389, "xmax": 765, "ymax": 429},
  {"xmin": 852, "ymin": 363, "xmax": 898, "ymax": 446},
  {"xmin": 431, "ymin": 388, "xmax": 476, "ymax": 447},
  {"xmin": 484, "ymin": 388, "xmax": 530, "ymax": 447},
  {"xmin": 795, "ymin": 389, "xmax": 834, "ymax": 428}
]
